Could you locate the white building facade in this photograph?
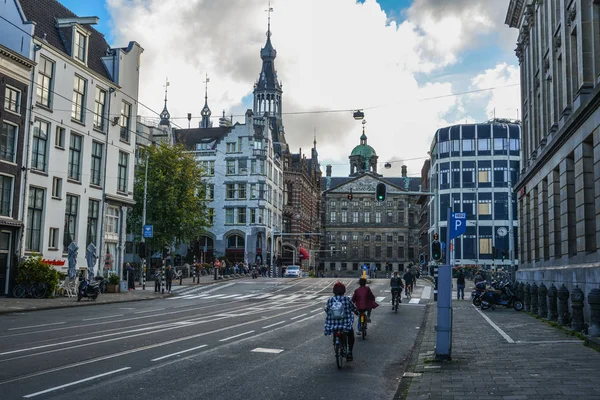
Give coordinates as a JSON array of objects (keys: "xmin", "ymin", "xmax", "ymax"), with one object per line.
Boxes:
[{"xmin": 0, "ymin": 0, "xmax": 143, "ymax": 278}]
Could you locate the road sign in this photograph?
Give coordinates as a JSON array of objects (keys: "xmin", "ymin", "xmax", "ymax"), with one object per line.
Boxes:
[
  {"xmin": 449, "ymin": 212, "xmax": 466, "ymax": 240},
  {"xmin": 143, "ymin": 225, "xmax": 153, "ymax": 238}
]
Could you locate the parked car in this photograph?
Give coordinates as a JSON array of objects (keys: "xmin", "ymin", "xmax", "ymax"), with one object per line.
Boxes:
[{"xmin": 283, "ymin": 265, "xmax": 302, "ymax": 278}]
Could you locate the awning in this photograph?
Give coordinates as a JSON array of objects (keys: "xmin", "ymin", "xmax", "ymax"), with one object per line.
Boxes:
[{"xmin": 298, "ymin": 247, "xmax": 309, "ymax": 260}]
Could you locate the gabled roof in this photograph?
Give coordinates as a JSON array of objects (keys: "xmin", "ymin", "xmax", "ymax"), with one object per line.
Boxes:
[
  {"xmin": 322, "ymin": 173, "xmax": 421, "ymax": 194},
  {"xmin": 19, "ymin": 0, "xmax": 113, "ymax": 80},
  {"xmin": 174, "ymin": 127, "xmax": 233, "ymax": 150}
]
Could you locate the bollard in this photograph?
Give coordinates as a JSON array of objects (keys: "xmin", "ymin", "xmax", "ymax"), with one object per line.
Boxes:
[
  {"xmin": 570, "ymin": 286, "xmax": 585, "ymax": 332},
  {"xmin": 588, "ymin": 288, "xmax": 600, "ymax": 337},
  {"xmin": 557, "ymin": 284, "xmax": 570, "ymax": 326},
  {"xmin": 530, "ymin": 283, "xmax": 538, "ymax": 315},
  {"xmin": 524, "ymin": 283, "xmax": 531, "ymax": 312},
  {"xmin": 547, "ymin": 284, "xmax": 558, "ymax": 321},
  {"xmin": 518, "ymin": 282, "xmax": 525, "ymax": 303},
  {"xmin": 538, "ymin": 283, "xmax": 548, "ymax": 318}
]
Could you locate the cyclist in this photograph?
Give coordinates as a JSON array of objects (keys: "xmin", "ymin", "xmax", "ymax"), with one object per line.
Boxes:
[
  {"xmin": 403, "ymin": 269, "xmax": 414, "ymax": 297},
  {"xmin": 351, "ymin": 278, "xmax": 379, "ymax": 334},
  {"xmin": 324, "ymin": 281, "xmax": 358, "ymax": 361},
  {"xmin": 390, "ymin": 271, "xmax": 403, "ymax": 305}
]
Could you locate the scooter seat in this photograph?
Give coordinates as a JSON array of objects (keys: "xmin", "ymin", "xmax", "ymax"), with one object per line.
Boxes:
[{"xmin": 486, "ymin": 289, "xmax": 502, "ymax": 295}]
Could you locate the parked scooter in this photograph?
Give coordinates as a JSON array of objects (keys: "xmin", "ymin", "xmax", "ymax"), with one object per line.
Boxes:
[
  {"xmin": 77, "ymin": 277, "xmax": 101, "ymax": 301},
  {"xmin": 480, "ymin": 282, "xmax": 523, "ymax": 311},
  {"xmin": 94, "ymin": 276, "xmax": 107, "ymax": 293},
  {"xmin": 471, "ymin": 281, "xmax": 487, "ymax": 307},
  {"xmin": 252, "ymin": 268, "xmax": 259, "ymax": 279}
]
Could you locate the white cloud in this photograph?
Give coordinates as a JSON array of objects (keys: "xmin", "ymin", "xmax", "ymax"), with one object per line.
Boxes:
[
  {"xmin": 106, "ymin": 0, "xmax": 520, "ymax": 178},
  {"xmin": 469, "ymin": 63, "xmax": 521, "ymax": 120}
]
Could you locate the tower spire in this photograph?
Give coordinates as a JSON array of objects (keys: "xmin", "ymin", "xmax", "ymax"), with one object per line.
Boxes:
[
  {"xmin": 266, "ymin": 0, "xmax": 273, "ymax": 38},
  {"xmin": 200, "ymin": 73, "xmax": 212, "ymax": 128},
  {"xmin": 159, "ymin": 77, "xmax": 170, "ymax": 126},
  {"xmin": 313, "ymin": 127, "xmax": 317, "ymax": 148}
]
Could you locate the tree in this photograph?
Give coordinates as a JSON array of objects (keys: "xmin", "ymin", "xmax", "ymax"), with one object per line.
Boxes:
[{"xmin": 129, "ymin": 143, "xmax": 208, "ymax": 248}]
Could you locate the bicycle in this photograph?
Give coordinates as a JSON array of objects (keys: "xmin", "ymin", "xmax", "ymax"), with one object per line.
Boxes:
[
  {"xmin": 333, "ymin": 330, "xmax": 349, "ymax": 369},
  {"xmin": 391, "ymin": 289, "xmax": 400, "ymax": 313},
  {"xmin": 358, "ymin": 310, "xmax": 368, "ymax": 340},
  {"xmin": 12, "ymin": 282, "xmax": 47, "ymax": 299},
  {"xmin": 405, "ymin": 283, "xmax": 413, "ymax": 299}
]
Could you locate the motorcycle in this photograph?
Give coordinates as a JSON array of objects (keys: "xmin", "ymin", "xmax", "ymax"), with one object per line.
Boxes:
[
  {"xmin": 471, "ymin": 281, "xmax": 486, "ymax": 307},
  {"xmin": 77, "ymin": 277, "xmax": 101, "ymax": 301},
  {"xmin": 480, "ymin": 282, "xmax": 523, "ymax": 311},
  {"xmin": 94, "ymin": 276, "xmax": 107, "ymax": 293},
  {"xmin": 251, "ymin": 269, "xmax": 258, "ymax": 279}
]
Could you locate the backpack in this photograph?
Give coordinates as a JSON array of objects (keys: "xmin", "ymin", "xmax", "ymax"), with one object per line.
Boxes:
[{"xmin": 329, "ymin": 297, "xmax": 344, "ymax": 320}]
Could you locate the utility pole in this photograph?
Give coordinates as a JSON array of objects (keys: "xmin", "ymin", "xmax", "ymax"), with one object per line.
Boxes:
[
  {"xmin": 507, "ymin": 137, "xmax": 515, "ymax": 281},
  {"xmin": 141, "ymin": 151, "xmax": 149, "ymax": 288}
]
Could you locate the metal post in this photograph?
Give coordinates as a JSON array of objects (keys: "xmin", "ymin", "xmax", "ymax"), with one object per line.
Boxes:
[
  {"xmin": 161, "ymin": 259, "xmax": 165, "ymax": 294},
  {"xmin": 142, "ymin": 257, "xmax": 146, "ymax": 290},
  {"xmin": 506, "ymin": 138, "xmax": 515, "ymax": 281}
]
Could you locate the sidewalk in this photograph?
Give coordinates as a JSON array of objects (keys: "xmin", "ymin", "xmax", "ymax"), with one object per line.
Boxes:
[
  {"xmin": 403, "ymin": 287, "xmax": 600, "ymax": 399},
  {"xmin": 0, "ymin": 274, "xmax": 247, "ymax": 314}
]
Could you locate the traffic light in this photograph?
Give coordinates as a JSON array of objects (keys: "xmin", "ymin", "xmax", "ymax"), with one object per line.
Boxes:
[
  {"xmin": 419, "ymin": 253, "xmax": 426, "ymax": 265},
  {"xmin": 431, "ymin": 239, "xmax": 442, "ymax": 261},
  {"xmin": 502, "ymin": 249, "xmax": 506, "ymax": 261},
  {"xmin": 162, "ymin": 246, "xmax": 171, "ymax": 259},
  {"xmin": 347, "ymin": 192, "xmax": 353, "ymax": 201},
  {"xmin": 138, "ymin": 242, "xmax": 146, "ymax": 258},
  {"xmin": 376, "ymin": 183, "xmax": 386, "ymax": 201}
]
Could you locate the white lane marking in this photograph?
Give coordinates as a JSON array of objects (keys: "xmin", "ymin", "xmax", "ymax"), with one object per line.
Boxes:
[
  {"xmin": 219, "ymin": 294, "xmax": 242, "ymax": 299},
  {"xmin": 82, "ymin": 314, "xmax": 124, "ymax": 321},
  {"xmin": 516, "ymin": 340, "xmax": 580, "ymax": 344},
  {"xmin": 290, "ymin": 314, "xmax": 318, "ymax": 324},
  {"xmin": 151, "ymin": 344, "xmax": 208, "ymax": 361},
  {"xmin": 262, "ymin": 321, "xmax": 285, "ymax": 329},
  {"xmin": 251, "ymin": 348, "xmax": 284, "ymax": 354},
  {"xmin": 219, "ymin": 330, "xmax": 255, "ymax": 342},
  {"xmin": 23, "ymin": 367, "xmax": 131, "ymax": 398},
  {"xmin": 118, "ymin": 308, "xmax": 135, "ymax": 310},
  {"xmin": 134, "ymin": 308, "xmax": 165, "ymax": 314},
  {"xmin": 252, "ymin": 294, "xmax": 274, "ymax": 299},
  {"xmin": 290, "ymin": 313, "xmax": 307, "ymax": 320},
  {"xmin": 8, "ymin": 322, "xmax": 66, "ymax": 331},
  {"xmin": 317, "ymin": 296, "xmax": 330, "ymax": 301},
  {"xmin": 473, "ymin": 305, "xmax": 515, "ymax": 343},
  {"xmin": 286, "ymin": 295, "xmax": 301, "ymax": 300},
  {"xmin": 236, "ymin": 294, "xmax": 258, "ymax": 299},
  {"xmin": 409, "ymin": 298, "xmax": 420, "ymax": 304},
  {"xmin": 204, "ymin": 294, "xmax": 227, "ymax": 299},
  {"xmin": 203, "ymin": 282, "xmax": 237, "ymax": 293},
  {"xmin": 311, "ymin": 308, "xmax": 322, "ymax": 313},
  {"xmin": 422, "ymin": 286, "xmax": 432, "ymax": 300},
  {"xmin": 375, "ymin": 296, "xmax": 386, "ymax": 302},
  {"xmin": 269, "ymin": 295, "xmax": 286, "ymax": 300}
]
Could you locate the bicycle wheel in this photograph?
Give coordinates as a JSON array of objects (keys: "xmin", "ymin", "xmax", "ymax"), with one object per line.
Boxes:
[
  {"xmin": 34, "ymin": 283, "xmax": 47, "ymax": 299},
  {"xmin": 334, "ymin": 342, "xmax": 343, "ymax": 369},
  {"xmin": 13, "ymin": 284, "xmax": 26, "ymax": 298},
  {"xmin": 394, "ymin": 296, "xmax": 398, "ymax": 313}
]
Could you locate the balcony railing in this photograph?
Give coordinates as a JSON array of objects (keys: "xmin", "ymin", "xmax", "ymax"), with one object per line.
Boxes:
[{"xmin": 253, "ymin": 149, "xmax": 267, "ymax": 158}]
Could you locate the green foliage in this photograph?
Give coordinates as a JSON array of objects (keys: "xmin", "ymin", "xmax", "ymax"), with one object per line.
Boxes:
[
  {"xmin": 129, "ymin": 143, "xmax": 209, "ymax": 247},
  {"xmin": 16, "ymin": 256, "xmax": 60, "ymax": 297},
  {"xmin": 108, "ymin": 274, "xmax": 121, "ymax": 285}
]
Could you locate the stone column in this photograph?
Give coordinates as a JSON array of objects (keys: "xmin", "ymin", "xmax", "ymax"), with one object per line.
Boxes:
[
  {"xmin": 547, "ymin": 284, "xmax": 558, "ymax": 321},
  {"xmin": 559, "ymin": 157, "xmax": 577, "ymax": 257},
  {"xmin": 531, "ymin": 282, "xmax": 539, "ymax": 314},
  {"xmin": 557, "ymin": 284, "xmax": 570, "ymax": 326},
  {"xmin": 570, "ymin": 286, "xmax": 585, "ymax": 332},
  {"xmin": 530, "ymin": 187, "xmax": 539, "ymax": 262},
  {"xmin": 538, "ymin": 283, "xmax": 548, "ymax": 318},
  {"xmin": 524, "ymin": 283, "xmax": 531, "ymax": 312},
  {"xmin": 547, "ymin": 169, "xmax": 562, "ymax": 260},
  {"xmin": 537, "ymin": 180, "xmax": 549, "ymax": 261},
  {"xmin": 574, "ymin": 142, "xmax": 596, "ymax": 254},
  {"xmin": 593, "ymin": 127, "xmax": 600, "ymax": 250}
]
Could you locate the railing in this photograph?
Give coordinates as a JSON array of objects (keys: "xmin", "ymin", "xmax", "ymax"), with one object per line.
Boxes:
[{"xmin": 253, "ymin": 149, "xmax": 267, "ymax": 158}]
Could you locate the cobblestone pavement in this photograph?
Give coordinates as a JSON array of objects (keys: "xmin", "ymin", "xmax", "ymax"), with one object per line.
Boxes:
[
  {"xmin": 403, "ymin": 289, "xmax": 600, "ymax": 400},
  {"xmin": 0, "ymin": 274, "xmax": 247, "ymax": 314}
]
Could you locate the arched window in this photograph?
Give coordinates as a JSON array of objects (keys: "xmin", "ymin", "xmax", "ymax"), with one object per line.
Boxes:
[{"xmin": 227, "ymin": 234, "xmax": 245, "ymax": 248}]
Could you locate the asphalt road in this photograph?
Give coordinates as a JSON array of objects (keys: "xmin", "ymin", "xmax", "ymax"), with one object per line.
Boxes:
[{"xmin": 0, "ymin": 277, "xmax": 430, "ymax": 400}]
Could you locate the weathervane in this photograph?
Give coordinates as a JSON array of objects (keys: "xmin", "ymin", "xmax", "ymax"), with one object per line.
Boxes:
[
  {"xmin": 203, "ymin": 73, "xmax": 210, "ymax": 102},
  {"xmin": 163, "ymin": 77, "xmax": 169, "ymax": 103},
  {"xmin": 266, "ymin": 0, "xmax": 273, "ymax": 37}
]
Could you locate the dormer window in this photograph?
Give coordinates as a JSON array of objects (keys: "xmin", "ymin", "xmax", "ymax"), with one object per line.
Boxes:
[{"xmin": 73, "ymin": 28, "xmax": 88, "ymax": 63}]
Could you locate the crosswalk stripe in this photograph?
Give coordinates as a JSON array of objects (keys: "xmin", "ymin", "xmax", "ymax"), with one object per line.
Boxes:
[
  {"xmin": 220, "ymin": 294, "xmax": 242, "ymax": 299},
  {"xmin": 409, "ymin": 298, "xmax": 420, "ymax": 304},
  {"xmin": 269, "ymin": 295, "xmax": 286, "ymax": 300},
  {"xmin": 252, "ymin": 294, "xmax": 274, "ymax": 299},
  {"xmin": 375, "ymin": 296, "xmax": 386, "ymax": 302}
]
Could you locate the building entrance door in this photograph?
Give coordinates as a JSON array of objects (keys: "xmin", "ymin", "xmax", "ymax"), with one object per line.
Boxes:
[{"xmin": 0, "ymin": 231, "xmax": 11, "ymax": 295}]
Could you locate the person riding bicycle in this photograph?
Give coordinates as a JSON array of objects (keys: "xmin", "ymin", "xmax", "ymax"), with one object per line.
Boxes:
[
  {"xmin": 403, "ymin": 270, "xmax": 415, "ymax": 297},
  {"xmin": 324, "ymin": 281, "xmax": 358, "ymax": 361},
  {"xmin": 351, "ymin": 278, "xmax": 379, "ymax": 334},
  {"xmin": 390, "ymin": 271, "xmax": 404, "ymax": 304}
]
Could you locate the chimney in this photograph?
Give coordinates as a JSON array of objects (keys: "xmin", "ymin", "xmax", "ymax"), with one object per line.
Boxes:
[
  {"xmin": 401, "ymin": 165, "xmax": 407, "ymax": 177},
  {"xmin": 326, "ymin": 165, "xmax": 332, "ymax": 177}
]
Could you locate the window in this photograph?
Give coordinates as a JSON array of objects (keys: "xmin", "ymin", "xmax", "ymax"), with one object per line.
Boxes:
[
  {"xmin": 226, "ymin": 184, "xmax": 235, "ymax": 199},
  {"xmin": 74, "ymin": 30, "xmax": 87, "ymax": 62},
  {"xmin": 341, "ymin": 211, "xmax": 347, "ymax": 223},
  {"xmin": 226, "ymin": 142, "xmax": 237, "ymax": 153},
  {"xmin": 117, "ymin": 151, "xmax": 128, "ymax": 193},
  {"xmin": 478, "ymin": 201, "xmax": 491, "ymax": 215},
  {"xmin": 94, "ymin": 87, "xmax": 106, "ymax": 130},
  {"xmin": 26, "ymin": 187, "xmax": 44, "ymax": 251},
  {"xmin": 105, "ymin": 206, "xmax": 119, "ymax": 234},
  {"xmin": 55, "ymin": 126, "xmax": 65, "ymax": 148},
  {"xmin": 398, "ymin": 246, "xmax": 405, "ymax": 258},
  {"xmin": 238, "ymin": 184, "xmax": 247, "ymax": 199},
  {"xmin": 477, "ymin": 138, "xmax": 490, "ymax": 151},
  {"xmin": 207, "ymin": 184, "xmax": 214, "ymax": 200},
  {"xmin": 250, "ymin": 209, "xmax": 256, "ymax": 224},
  {"xmin": 329, "ymin": 211, "xmax": 336, "ymax": 222},
  {"xmin": 4, "ymin": 86, "xmax": 21, "ymax": 114},
  {"xmin": 68, "ymin": 134, "xmax": 82, "ymax": 181},
  {"xmin": 226, "ymin": 160, "xmax": 235, "ymax": 175},
  {"xmin": 353, "ymin": 233, "xmax": 359, "ymax": 241},
  {"xmin": 52, "ymin": 177, "xmax": 62, "ymax": 199},
  {"xmin": 387, "ymin": 211, "xmax": 394, "ymax": 223},
  {"xmin": 258, "ymin": 209, "xmax": 264, "ymax": 224},
  {"xmin": 478, "ymin": 169, "xmax": 491, "ymax": 183},
  {"xmin": 462, "ymin": 139, "xmax": 474, "ymax": 152},
  {"xmin": 364, "ymin": 234, "xmax": 370, "ymax": 242},
  {"xmin": 208, "ymin": 208, "xmax": 214, "ymax": 225},
  {"xmin": 353, "ymin": 212, "xmax": 359, "ymax": 223},
  {"xmin": 364, "ymin": 201, "xmax": 370, "ymax": 207},
  {"xmin": 63, "ymin": 195, "xmax": 79, "ymax": 251},
  {"xmin": 120, "ymin": 102, "xmax": 131, "ymax": 142},
  {"xmin": 90, "ymin": 141, "xmax": 103, "ymax": 186},
  {"xmin": 238, "ymin": 159, "xmax": 247, "ymax": 174},
  {"xmin": 398, "ymin": 235, "xmax": 405, "ymax": 242},
  {"xmin": 375, "ymin": 235, "xmax": 382, "ymax": 242},
  {"xmin": 0, "ymin": 122, "xmax": 17, "ymax": 163},
  {"xmin": 71, "ymin": 75, "xmax": 86, "ymax": 122},
  {"xmin": 387, "ymin": 235, "xmax": 393, "ymax": 242},
  {"xmin": 237, "ymin": 207, "xmax": 246, "ymax": 224},
  {"xmin": 375, "ymin": 212, "xmax": 381, "ymax": 223},
  {"xmin": 364, "ymin": 212, "xmax": 370, "ymax": 223},
  {"xmin": 479, "ymin": 238, "xmax": 492, "ymax": 255},
  {"xmin": 226, "ymin": 208, "xmax": 234, "ymax": 224},
  {"xmin": 250, "ymin": 184, "xmax": 257, "ymax": 199},
  {"xmin": 48, "ymin": 228, "xmax": 59, "ymax": 249},
  {"xmin": 375, "ymin": 246, "xmax": 382, "ymax": 258},
  {"xmin": 37, "ymin": 56, "xmax": 54, "ymax": 107},
  {"xmin": 364, "ymin": 246, "xmax": 370, "ymax": 258},
  {"xmin": 32, "ymin": 120, "xmax": 49, "ymax": 171},
  {"xmin": 87, "ymin": 199, "xmax": 99, "ymax": 246},
  {"xmin": 387, "ymin": 246, "xmax": 393, "ymax": 258},
  {"xmin": 0, "ymin": 175, "xmax": 13, "ymax": 216}
]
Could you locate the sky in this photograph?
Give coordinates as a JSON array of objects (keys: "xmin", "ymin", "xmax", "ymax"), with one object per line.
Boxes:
[{"xmin": 58, "ymin": 0, "xmax": 521, "ymax": 179}]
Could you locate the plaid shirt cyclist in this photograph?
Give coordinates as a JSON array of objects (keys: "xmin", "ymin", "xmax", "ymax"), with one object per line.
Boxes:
[{"xmin": 324, "ymin": 295, "xmax": 357, "ymax": 335}]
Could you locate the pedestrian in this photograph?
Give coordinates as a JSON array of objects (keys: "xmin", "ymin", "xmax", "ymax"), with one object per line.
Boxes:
[
  {"xmin": 456, "ymin": 269, "xmax": 465, "ymax": 300},
  {"xmin": 126, "ymin": 263, "xmax": 135, "ymax": 290},
  {"xmin": 166, "ymin": 265, "xmax": 174, "ymax": 293},
  {"xmin": 154, "ymin": 267, "xmax": 161, "ymax": 293},
  {"xmin": 474, "ymin": 271, "xmax": 484, "ymax": 285}
]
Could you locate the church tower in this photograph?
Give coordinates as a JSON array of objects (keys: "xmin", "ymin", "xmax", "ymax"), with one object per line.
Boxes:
[
  {"xmin": 253, "ymin": 3, "xmax": 287, "ymax": 154},
  {"xmin": 158, "ymin": 78, "xmax": 173, "ymax": 144},
  {"xmin": 199, "ymin": 73, "xmax": 213, "ymax": 128}
]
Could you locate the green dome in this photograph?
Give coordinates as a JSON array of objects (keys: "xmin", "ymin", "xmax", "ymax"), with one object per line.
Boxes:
[{"xmin": 351, "ymin": 143, "xmax": 377, "ymax": 158}]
